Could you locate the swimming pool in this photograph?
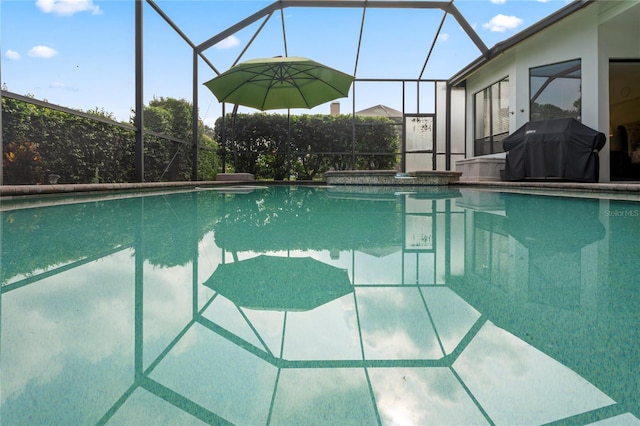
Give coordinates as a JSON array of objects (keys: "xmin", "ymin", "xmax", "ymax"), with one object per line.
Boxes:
[{"xmin": 1, "ymin": 185, "xmax": 639, "ymax": 425}]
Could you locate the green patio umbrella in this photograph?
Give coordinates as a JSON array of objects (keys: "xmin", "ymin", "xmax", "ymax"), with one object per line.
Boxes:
[
  {"xmin": 203, "ymin": 255, "xmax": 353, "ymax": 311},
  {"xmin": 203, "ymin": 56, "xmax": 354, "ymax": 111}
]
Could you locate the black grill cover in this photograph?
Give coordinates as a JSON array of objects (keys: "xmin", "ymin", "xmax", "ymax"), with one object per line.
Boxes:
[{"xmin": 503, "ymin": 118, "xmax": 606, "ymax": 182}]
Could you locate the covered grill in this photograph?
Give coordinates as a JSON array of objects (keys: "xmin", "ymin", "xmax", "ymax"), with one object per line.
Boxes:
[{"xmin": 503, "ymin": 118, "xmax": 606, "ymax": 182}]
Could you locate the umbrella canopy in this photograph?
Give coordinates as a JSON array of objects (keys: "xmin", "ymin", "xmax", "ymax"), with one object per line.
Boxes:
[
  {"xmin": 203, "ymin": 56, "xmax": 354, "ymax": 111},
  {"xmin": 203, "ymin": 255, "xmax": 353, "ymax": 311}
]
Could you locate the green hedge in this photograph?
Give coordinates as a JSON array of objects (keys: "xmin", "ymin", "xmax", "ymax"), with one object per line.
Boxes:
[{"xmin": 215, "ymin": 113, "xmax": 400, "ymax": 180}]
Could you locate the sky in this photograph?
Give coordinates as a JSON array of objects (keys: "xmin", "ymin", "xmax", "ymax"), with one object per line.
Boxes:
[{"xmin": 1, "ymin": 0, "xmax": 573, "ymax": 128}]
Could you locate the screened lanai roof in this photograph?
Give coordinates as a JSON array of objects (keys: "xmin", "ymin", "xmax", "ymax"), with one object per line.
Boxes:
[
  {"xmin": 157, "ymin": 0, "xmax": 486, "ymax": 74},
  {"xmin": 193, "ymin": 0, "xmax": 489, "ymax": 72},
  {"xmin": 146, "ymin": 0, "xmax": 595, "ymax": 121},
  {"xmin": 145, "ymin": 0, "xmax": 491, "ymax": 119},
  {"xmin": 1, "ymin": 0, "xmax": 584, "ymax": 125}
]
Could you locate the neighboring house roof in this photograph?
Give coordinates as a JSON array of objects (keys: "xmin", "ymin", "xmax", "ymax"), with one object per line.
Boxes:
[
  {"xmin": 356, "ymin": 104, "xmax": 403, "ymax": 118},
  {"xmin": 449, "ymin": 0, "xmax": 595, "ymax": 87}
]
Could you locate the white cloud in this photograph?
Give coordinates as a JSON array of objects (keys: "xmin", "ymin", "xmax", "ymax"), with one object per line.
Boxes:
[
  {"xmin": 5, "ymin": 49, "xmax": 21, "ymax": 60},
  {"xmin": 490, "ymin": 0, "xmax": 507, "ymax": 4},
  {"xmin": 50, "ymin": 81, "xmax": 79, "ymax": 91},
  {"xmin": 437, "ymin": 33, "xmax": 450, "ymax": 42},
  {"xmin": 36, "ymin": 0, "xmax": 102, "ymax": 16},
  {"xmin": 482, "ymin": 14, "xmax": 523, "ymax": 32},
  {"xmin": 214, "ymin": 35, "xmax": 241, "ymax": 50},
  {"xmin": 28, "ymin": 45, "xmax": 59, "ymax": 58}
]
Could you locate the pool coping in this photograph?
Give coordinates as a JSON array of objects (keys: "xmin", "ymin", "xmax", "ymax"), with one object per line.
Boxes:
[
  {"xmin": 454, "ymin": 180, "xmax": 640, "ymax": 192},
  {"xmin": 2, "ymin": 179, "xmax": 640, "ymax": 199},
  {"xmin": 0, "ymin": 180, "xmax": 311, "ymax": 200}
]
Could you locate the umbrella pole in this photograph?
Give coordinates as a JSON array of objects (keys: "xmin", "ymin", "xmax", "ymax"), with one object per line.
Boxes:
[
  {"xmin": 287, "ymin": 109, "xmax": 291, "ymax": 181},
  {"xmin": 232, "ymin": 104, "xmax": 239, "ymax": 170},
  {"xmin": 221, "ymin": 103, "xmax": 226, "ymax": 173}
]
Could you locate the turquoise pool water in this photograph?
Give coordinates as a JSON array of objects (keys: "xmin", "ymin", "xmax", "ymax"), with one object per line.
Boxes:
[{"xmin": 1, "ymin": 185, "xmax": 639, "ymax": 425}]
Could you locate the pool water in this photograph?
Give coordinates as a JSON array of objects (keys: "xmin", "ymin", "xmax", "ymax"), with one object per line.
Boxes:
[{"xmin": 1, "ymin": 185, "xmax": 639, "ymax": 425}]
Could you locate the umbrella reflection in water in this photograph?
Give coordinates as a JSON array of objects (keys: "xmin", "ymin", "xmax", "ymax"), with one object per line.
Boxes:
[{"xmin": 203, "ymin": 255, "xmax": 353, "ymax": 311}]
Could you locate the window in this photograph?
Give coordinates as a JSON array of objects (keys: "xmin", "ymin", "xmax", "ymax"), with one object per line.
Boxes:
[
  {"xmin": 473, "ymin": 77, "xmax": 509, "ymax": 156},
  {"xmin": 530, "ymin": 59, "xmax": 581, "ymax": 122}
]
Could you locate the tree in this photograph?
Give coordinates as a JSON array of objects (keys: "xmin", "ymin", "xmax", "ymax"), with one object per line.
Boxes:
[
  {"xmin": 531, "ymin": 102, "xmax": 579, "ymax": 122},
  {"xmin": 140, "ymin": 97, "xmax": 220, "ymax": 181},
  {"xmin": 197, "ymin": 123, "xmax": 220, "ymax": 181}
]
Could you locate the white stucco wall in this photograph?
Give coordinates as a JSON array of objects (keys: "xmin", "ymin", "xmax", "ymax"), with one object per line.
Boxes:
[
  {"xmin": 460, "ymin": 1, "xmax": 637, "ymax": 182},
  {"xmin": 464, "ymin": 5, "xmax": 600, "ymax": 146}
]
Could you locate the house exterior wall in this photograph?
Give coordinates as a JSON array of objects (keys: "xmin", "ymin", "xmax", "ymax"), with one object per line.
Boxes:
[
  {"xmin": 460, "ymin": 1, "xmax": 640, "ymax": 182},
  {"xmin": 597, "ymin": 1, "xmax": 640, "ymax": 181}
]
